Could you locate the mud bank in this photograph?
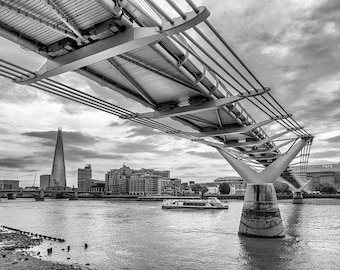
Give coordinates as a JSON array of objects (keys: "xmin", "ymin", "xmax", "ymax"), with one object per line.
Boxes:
[{"xmin": 0, "ymin": 228, "xmax": 90, "ymax": 270}]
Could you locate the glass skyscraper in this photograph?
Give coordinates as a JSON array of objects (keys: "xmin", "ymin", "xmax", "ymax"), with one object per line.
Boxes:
[{"xmin": 50, "ymin": 127, "xmax": 67, "ymax": 188}]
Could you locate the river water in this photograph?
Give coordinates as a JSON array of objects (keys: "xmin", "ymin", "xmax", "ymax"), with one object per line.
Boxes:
[{"xmin": 0, "ymin": 198, "xmax": 339, "ymax": 270}]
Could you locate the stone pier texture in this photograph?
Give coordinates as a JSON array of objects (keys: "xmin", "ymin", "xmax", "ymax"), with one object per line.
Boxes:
[{"xmin": 239, "ymin": 183, "xmax": 285, "ymax": 238}]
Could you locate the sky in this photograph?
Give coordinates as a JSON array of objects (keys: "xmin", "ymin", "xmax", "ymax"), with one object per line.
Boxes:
[{"xmin": 0, "ymin": 0, "xmax": 339, "ymax": 187}]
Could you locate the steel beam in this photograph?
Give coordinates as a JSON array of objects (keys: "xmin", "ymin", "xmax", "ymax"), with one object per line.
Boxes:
[
  {"xmin": 241, "ymin": 139, "xmax": 295, "ymax": 155},
  {"xmin": 15, "ymin": 7, "xmax": 210, "ymax": 85},
  {"xmin": 138, "ymin": 88, "xmax": 269, "ymax": 119},
  {"xmin": 0, "ymin": 1, "xmax": 79, "ymax": 41},
  {"xmin": 245, "ymin": 154, "xmax": 282, "ymax": 161},
  {"xmin": 206, "ymin": 129, "xmax": 299, "ymax": 149},
  {"xmin": 161, "ymin": 7, "xmax": 209, "ymax": 35},
  {"xmin": 0, "ymin": 23, "xmax": 44, "ymax": 53},
  {"xmin": 107, "ymin": 58, "xmax": 155, "ymax": 106},
  {"xmin": 182, "ymin": 115, "xmax": 291, "ymax": 137},
  {"xmin": 118, "ymin": 54, "xmax": 199, "ymax": 93},
  {"xmin": 76, "ymin": 68, "xmax": 156, "ymax": 109},
  {"xmin": 177, "ymin": 115, "xmax": 220, "ymax": 128},
  {"xmin": 41, "ymin": 0, "xmax": 86, "ymax": 42},
  {"xmin": 15, "ymin": 27, "xmax": 166, "ymax": 84}
]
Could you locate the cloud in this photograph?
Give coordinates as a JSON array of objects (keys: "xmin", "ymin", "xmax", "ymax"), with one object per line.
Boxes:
[
  {"xmin": 0, "ymin": 80, "xmax": 40, "ymax": 103},
  {"xmin": 0, "ymin": 127, "xmax": 10, "ymax": 134},
  {"xmin": 126, "ymin": 125, "xmax": 164, "ymax": 138},
  {"xmin": 0, "ymin": 156, "xmax": 35, "ymax": 169},
  {"xmin": 293, "ymin": 94, "xmax": 340, "ymax": 125},
  {"xmin": 174, "ymin": 165, "xmax": 199, "ymax": 170},
  {"xmin": 112, "ymin": 139, "xmax": 167, "ymax": 154},
  {"xmin": 309, "ymin": 150, "xmax": 340, "ymax": 160},
  {"xmin": 326, "ymin": 135, "xmax": 340, "ymax": 144},
  {"xmin": 22, "ymin": 130, "xmax": 102, "ymax": 145},
  {"xmin": 109, "ymin": 120, "xmax": 166, "ymax": 138},
  {"xmin": 63, "ymin": 146, "xmax": 125, "ymax": 161},
  {"xmin": 0, "ymin": 154, "xmax": 50, "ymax": 170},
  {"xmin": 185, "ymin": 150, "xmax": 221, "ymax": 159},
  {"xmin": 308, "ymin": 0, "xmax": 340, "ymax": 23}
]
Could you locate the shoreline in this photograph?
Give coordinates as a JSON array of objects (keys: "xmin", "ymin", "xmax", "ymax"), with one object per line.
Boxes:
[
  {"xmin": 3, "ymin": 193, "xmax": 340, "ymax": 201},
  {"xmin": 0, "ymin": 228, "xmax": 90, "ymax": 270}
]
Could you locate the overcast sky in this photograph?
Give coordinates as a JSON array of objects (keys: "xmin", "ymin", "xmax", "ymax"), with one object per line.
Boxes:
[{"xmin": 0, "ymin": 0, "xmax": 339, "ymax": 187}]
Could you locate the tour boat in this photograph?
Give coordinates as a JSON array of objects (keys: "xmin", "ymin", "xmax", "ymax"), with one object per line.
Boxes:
[{"xmin": 162, "ymin": 197, "xmax": 228, "ymax": 210}]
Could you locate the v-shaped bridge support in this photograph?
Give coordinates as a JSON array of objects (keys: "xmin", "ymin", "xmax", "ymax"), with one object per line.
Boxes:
[
  {"xmin": 217, "ymin": 138, "xmax": 308, "ymax": 184},
  {"xmin": 217, "ymin": 138, "xmax": 309, "ymax": 238}
]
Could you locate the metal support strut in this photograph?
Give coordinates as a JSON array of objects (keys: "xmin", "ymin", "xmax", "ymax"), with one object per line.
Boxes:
[{"xmin": 217, "ymin": 138, "xmax": 309, "ymax": 237}]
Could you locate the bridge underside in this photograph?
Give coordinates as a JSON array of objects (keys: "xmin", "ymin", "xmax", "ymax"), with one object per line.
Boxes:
[{"xmin": 0, "ymin": 0, "xmax": 313, "ymax": 237}]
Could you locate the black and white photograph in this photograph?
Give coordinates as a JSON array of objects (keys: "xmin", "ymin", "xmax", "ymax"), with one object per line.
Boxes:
[{"xmin": 0, "ymin": 0, "xmax": 339, "ymax": 269}]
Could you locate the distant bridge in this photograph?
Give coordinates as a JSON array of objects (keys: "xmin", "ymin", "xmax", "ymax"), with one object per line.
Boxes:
[
  {"xmin": 0, "ymin": 189, "xmax": 102, "ymax": 201},
  {"xmin": 0, "ymin": 0, "xmax": 313, "ymax": 237}
]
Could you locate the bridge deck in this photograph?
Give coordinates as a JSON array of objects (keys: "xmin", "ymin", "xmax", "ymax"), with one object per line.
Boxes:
[{"xmin": 0, "ymin": 0, "xmax": 313, "ymax": 190}]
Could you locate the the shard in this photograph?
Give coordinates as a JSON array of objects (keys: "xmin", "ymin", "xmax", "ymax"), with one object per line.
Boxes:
[{"xmin": 50, "ymin": 127, "xmax": 66, "ymax": 188}]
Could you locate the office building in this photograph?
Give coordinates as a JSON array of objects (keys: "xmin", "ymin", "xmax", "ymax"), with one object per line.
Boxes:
[
  {"xmin": 105, "ymin": 165, "xmax": 132, "ymax": 194},
  {"xmin": 78, "ymin": 164, "xmax": 92, "ymax": 191},
  {"xmin": 40, "ymin": 175, "xmax": 50, "ymax": 189},
  {"xmin": 163, "ymin": 178, "xmax": 181, "ymax": 194},
  {"xmin": 105, "ymin": 165, "xmax": 170, "ymax": 194},
  {"xmin": 307, "ymin": 164, "xmax": 340, "ymax": 191},
  {"xmin": 138, "ymin": 168, "xmax": 170, "ymax": 178},
  {"xmin": 129, "ymin": 173, "xmax": 145, "ymax": 196},
  {"xmin": 129, "ymin": 174, "xmax": 163, "ymax": 195},
  {"xmin": 0, "ymin": 180, "xmax": 19, "ymax": 189},
  {"xmin": 88, "ymin": 180, "xmax": 106, "ymax": 192}
]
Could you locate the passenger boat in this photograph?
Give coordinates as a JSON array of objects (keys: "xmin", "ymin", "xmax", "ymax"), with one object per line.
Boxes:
[{"xmin": 162, "ymin": 197, "xmax": 228, "ymax": 210}]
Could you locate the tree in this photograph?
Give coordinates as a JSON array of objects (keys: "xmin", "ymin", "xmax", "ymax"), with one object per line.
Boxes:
[
  {"xmin": 191, "ymin": 184, "xmax": 202, "ymax": 194},
  {"xmin": 219, "ymin": 182, "xmax": 231, "ymax": 194},
  {"xmin": 317, "ymin": 183, "xmax": 337, "ymax": 194},
  {"xmin": 274, "ymin": 181, "xmax": 290, "ymax": 194},
  {"xmin": 201, "ymin": 186, "xmax": 209, "ymax": 198}
]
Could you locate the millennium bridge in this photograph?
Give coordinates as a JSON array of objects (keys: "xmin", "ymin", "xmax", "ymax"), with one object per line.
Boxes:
[{"xmin": 0, "ymin": 0, "xmax": 313, "ymax": 238}]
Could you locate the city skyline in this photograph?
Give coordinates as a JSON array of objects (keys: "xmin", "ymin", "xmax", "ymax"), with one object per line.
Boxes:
[{"xmin": 0, "ymin": 0, "xmax": 339, "ymax": 187}]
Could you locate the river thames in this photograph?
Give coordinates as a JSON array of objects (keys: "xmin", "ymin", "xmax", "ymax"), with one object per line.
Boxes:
[{"xmin": 1, "ymin": 198, "xmax": 339, "ymax": 270}]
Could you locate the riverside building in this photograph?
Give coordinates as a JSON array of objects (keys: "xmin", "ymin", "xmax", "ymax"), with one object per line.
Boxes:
[
  {"xmin": 105, "ymin": 165, "xmax": 171, "ymax": 195},
  {"xmin": 163, "ymin": 178, "xmax": 182, "ymax": 194},
  {"xmin": 78, "ymin": 164, "xmax": 92, "ymax": 191},
  {"xmin": 0, "ymin": 180, "xmax": 19, "ymax": 189},
  {"xmin": 129, "ymin": 174, "xmax": 163, "ymax": 196},
  {"xmin": 105, "ymin": 165, "xmax": 132, "ymax": 194},
  {"xmin": 213, "ymin": 177, "xmax": 247, "ymax": 195},
  {"xmin": 307, "ymin": 163, "xmax": 340, "ymax": 191},
  {"xmin": 40, "ymin": 175, "xmax": 51, "ymax": 189}
]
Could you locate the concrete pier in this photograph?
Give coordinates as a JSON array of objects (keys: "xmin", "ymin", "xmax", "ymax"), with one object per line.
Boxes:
[
  {"xmin": 238, "ymin": 183, "xmax": 285, "ymax": 238},
  {"xmin": 292, "ymin": 191, "xmax": 303, "ymax": 204},
  {"xmin": 34, "ymin": 190, "xmax": 45, "ymax": 201},
  {"xmin": 69, "ymin": 191, "xmax": 78, "ymax": 200},
  {"xmin": 7, "ymin": 193, "xmax": 16, "ymax": 200}
]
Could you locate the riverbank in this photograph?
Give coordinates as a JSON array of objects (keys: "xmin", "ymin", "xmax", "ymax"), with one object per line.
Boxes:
[{"xmin": 0, "ymin": 228, "xmax": 89, "ymax": 270}]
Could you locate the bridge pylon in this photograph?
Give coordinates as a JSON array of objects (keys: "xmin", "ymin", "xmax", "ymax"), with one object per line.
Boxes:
[
  {"xmin": 290, "ymin": 181, "xmax": 310, "ymax": 204},
  {"xmin": 292, "ymin": 191, "xmax": 303, "ymax": 204},
  {"xmin": 218, "ymin": 138, "xmax": 309, "ymax": 238},
  {"xmin": 7, "ymin": 193, "xmax": 17, "ymax": 200},
  {"xmin": 69, "ymin": 191, "xmax": 78, "ymax": 200},
  {"xmin": 35, "ymin": 190, "xmax": 45, "ymax": 201}
]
